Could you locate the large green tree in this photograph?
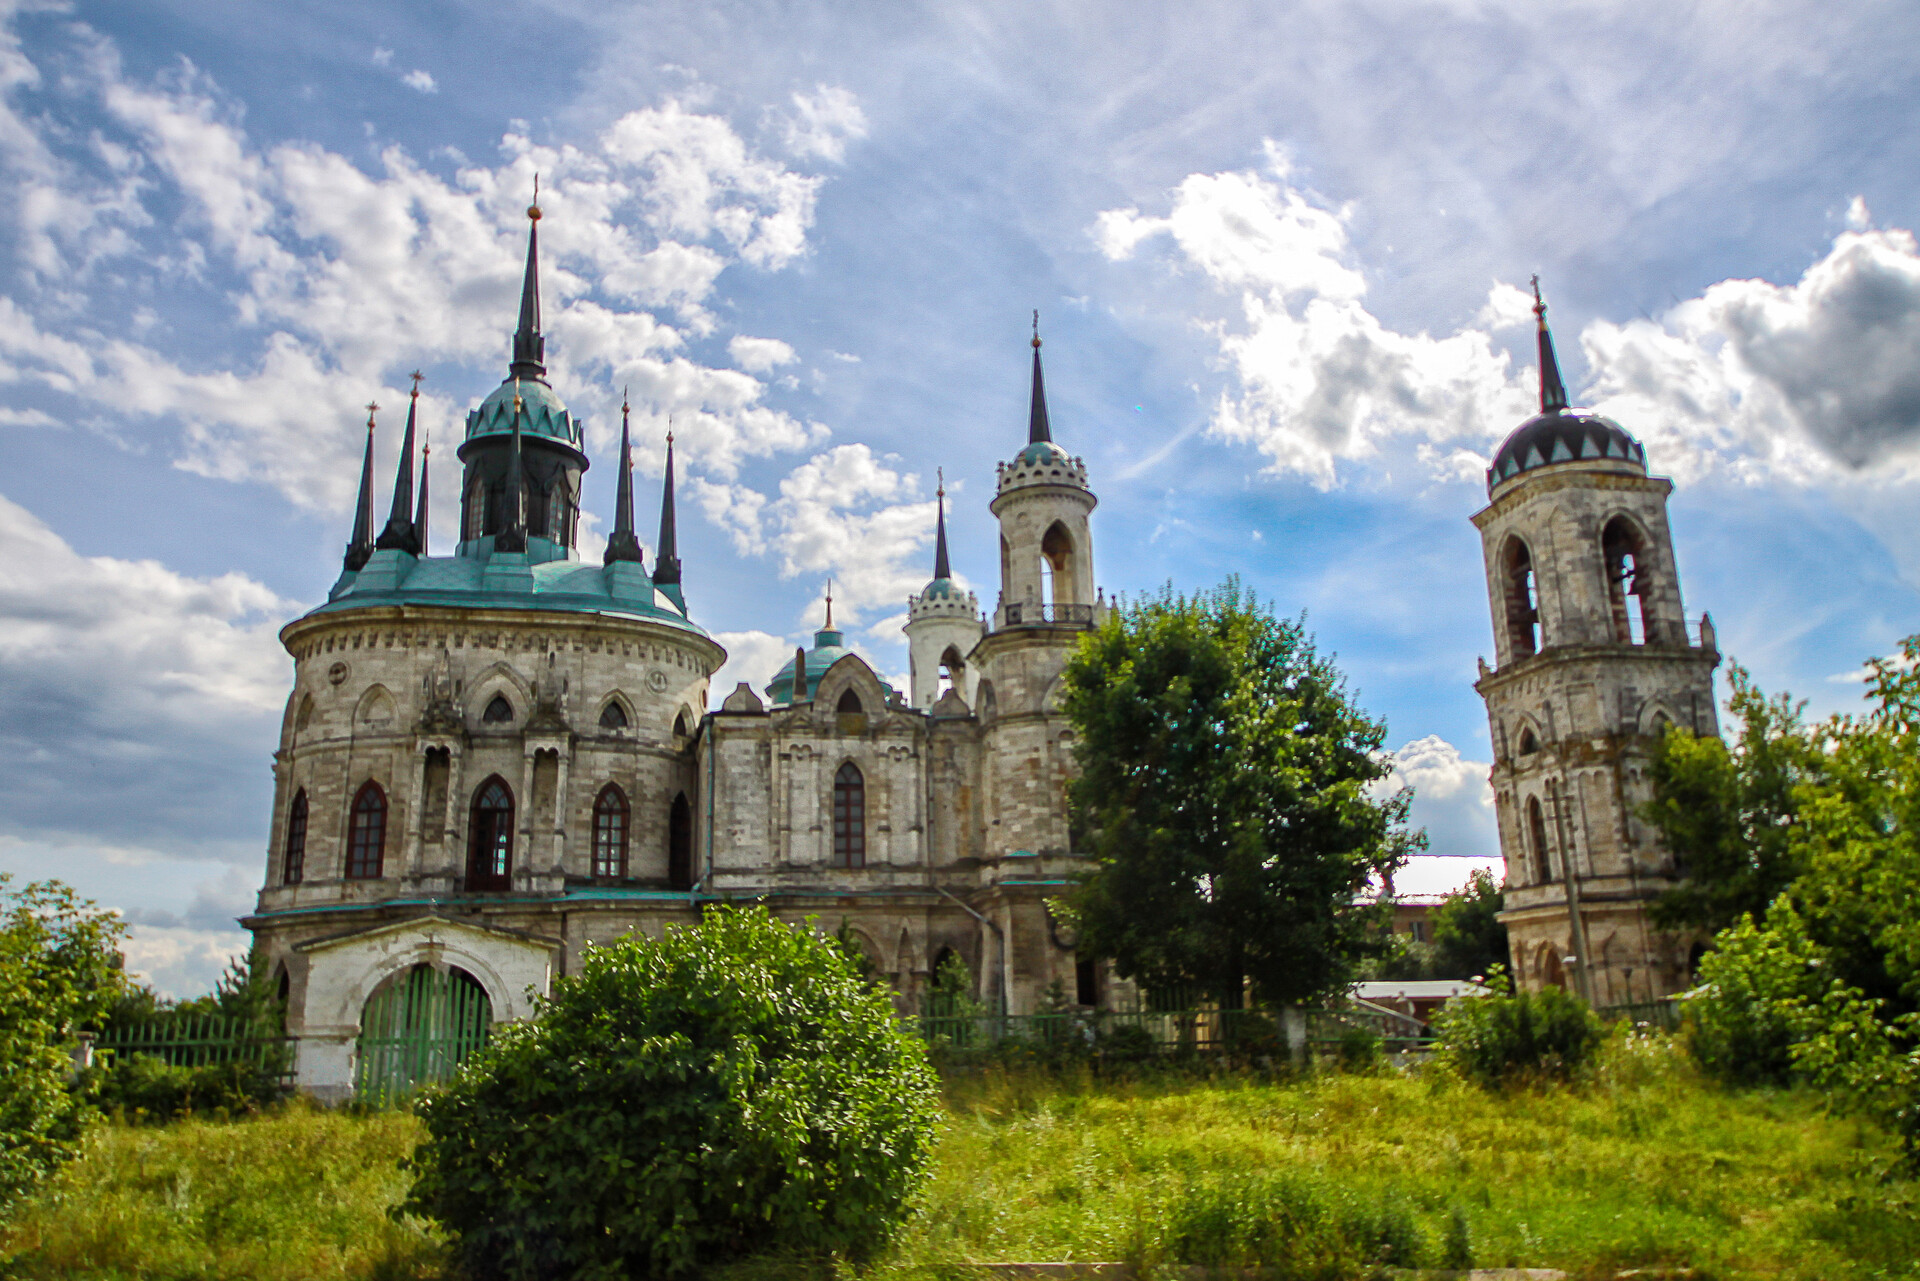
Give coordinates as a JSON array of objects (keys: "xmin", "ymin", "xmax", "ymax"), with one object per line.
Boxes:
[
  {"xmin": 1059, "ymin": 580, "xmax": 1420, "ymax": 1008},
  {"xmin": 1644, "ymin": 663, "xmax": 1820, "ymax": 934},
  {"xmin": 1430, "ymin": 867, "xmax": 1508, "ymax": 980}
]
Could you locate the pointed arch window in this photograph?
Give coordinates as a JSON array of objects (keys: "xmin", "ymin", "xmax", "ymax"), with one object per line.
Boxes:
[
  {"xmin": 832, "ymin": 762, "xmax": 866, "ymax": 869},
  {"xmin": 1503, "ymin": 536, "xmax": 1541, "ymax": 658},
  {"xmin": 592, "ymin": 784, "xmax": 629, "ymax": 879},
  {"xmin": 283, "ymin": 789, "xmax": 308, "ymax": 885},
  {"xmin": 483, "ymin": 695, "xmax": 513, "ymax": 724},
  {"xmin": 599, "ymin": 699, "xmax": 629, "ymax": 731},
  {"xmin": 673, "ymin": 709, "xmax": 691, "ymax": 738},
  {"xmin": 346, "ymin": 782, "xmax": 387, "ymax": 880},
  {"xmin": 668, "ymin": 792, "xmax": 693, "ymax": 890},
  {"xmin": 1526, "ymin": 795, "xmax": 1551, "ymax": 885},
  {"xmin": 1602, "ymin": 516, "xmax": 1650, "ymax": 645},
  {"xmin": 468, "ymin": 777, "xmax": 514, "ymax": 891}
]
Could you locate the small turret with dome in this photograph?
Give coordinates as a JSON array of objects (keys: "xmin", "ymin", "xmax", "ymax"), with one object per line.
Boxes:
[
  {"xmin": 1486, "ymin": 280, "xmax": 1646, "ymax": 494},
  {"xmin": 906, "ymin": 471, "xmax": 983, "ymax": 708},
  {"xmin": 766, "ymin": 584, "xmax": 898, "ymax": 707}
]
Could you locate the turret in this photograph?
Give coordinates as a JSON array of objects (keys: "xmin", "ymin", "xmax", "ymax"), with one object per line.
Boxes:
[
  {"xmin": 906, "ymin": 470, "xmax": 982, "ymax": 708},
  {"xmin": 990, "ymin": 316, "xmax": 1097, "ymax": 628}
]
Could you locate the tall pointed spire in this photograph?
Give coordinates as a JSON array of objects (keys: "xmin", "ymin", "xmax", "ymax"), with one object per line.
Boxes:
[
  {"xmin": 344, "ymin": 402, "xmax": 379, "ymax": 572},
  {"xmin": 605, "ymin": 389, "xmax": 644, "ymax": 566},
  {"xmin": 495, "ymin": 380, "xmax": 529, "ymax": 553},
  {"xmin": 510, "ymin": 179, "xmax": 546, "ymax": 381},
  {"xmin": 1531, "ymin": 275, "xmax": 1569, "ymax": 414},
  {"xmin": 1028, "ymin": 309, "xmax": 1052, "ymax": 445},
  {"xmin": 376, "ymin": 373, "xmax": 423, "ymax": 554},
  {"xmin": 415, "ymin": 430, "xmax": 430, "ymax": 558},
  {"xmin": 932, "ymin": 468, "xmax": 951, "ymax": 581},
  {"xmin": 652, "ymin": 428, "xmax": 681, "ymax": 586}
]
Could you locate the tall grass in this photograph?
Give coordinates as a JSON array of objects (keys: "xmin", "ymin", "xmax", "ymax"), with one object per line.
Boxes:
[
  {"xmin": 0, "ymin": 1103, "xmax": 443, "ymax": 1280},
  {"xmin": 7, "ymin": 1035, "xmax": 1920, "ymax": 1279}
]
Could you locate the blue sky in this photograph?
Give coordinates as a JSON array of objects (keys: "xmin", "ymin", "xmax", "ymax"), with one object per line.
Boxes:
[{"xmin": 4, "ymin": 0, "xmax": 1919, "ymax": 995}]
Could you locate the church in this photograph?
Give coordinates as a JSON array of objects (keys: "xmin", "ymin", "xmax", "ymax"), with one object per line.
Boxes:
[
  {"xmin": 246, "ymin": 201, "xmax": 1721, "ymax": 1099},
  {"xmin": 245, "ymin": 203, "xmax": 1114, "ymax": 1099}
]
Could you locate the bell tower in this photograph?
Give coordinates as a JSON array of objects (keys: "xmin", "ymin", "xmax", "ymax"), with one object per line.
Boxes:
[
  {"xmin": 906, "ymin": 474, "xmax": 984, "ymax": 708},
  {"xmin": 991, "ymin": 318, "xmax": 1097, "ymax": 625},
  {"xmin": 1474, "ymin": 282, "xmax": 1720, "ymax": 1005}
]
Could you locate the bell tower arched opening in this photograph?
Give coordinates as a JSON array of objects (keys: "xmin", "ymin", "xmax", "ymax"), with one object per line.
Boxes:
[
  {"xmin": 1502, "ymin": 535, "xmax": 1541, "ymax": 659},
  {"xmin": 1602, "ymin": 516, "xmax": 1650, "ymax": 645}
]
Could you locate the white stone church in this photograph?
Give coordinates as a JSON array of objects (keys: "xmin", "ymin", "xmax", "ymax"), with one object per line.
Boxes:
[{"xmin": 247, "ymin": 206, "xmax": 1115, "ymax": 1098}]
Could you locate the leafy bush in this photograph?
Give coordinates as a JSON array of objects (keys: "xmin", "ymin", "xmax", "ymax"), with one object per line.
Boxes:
[
  {"xmin": 0, "ymin": 877, "xmax": 125, "ymax": 1210},
  {"xmin": 97, "ymin": 1053, "xmax": 285, "ymax": 1122},
  {"xmin": 1435, "ymin": 971, "xmax": 1605, "ymax": 1085},
  {"xmin": 1158, "ymin": 1170, "xmax": 1427, "ymax": 1272},
  {"xmin": 401, "ymin": 906, "xmax": 942, "ymax": 1280},
  {"xmin": 1682, "ymin": 907, "xmax": 1827, "ymax": 1086}
]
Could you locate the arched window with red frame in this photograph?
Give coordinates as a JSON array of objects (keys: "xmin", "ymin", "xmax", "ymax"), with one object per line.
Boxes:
[
  {"xmin": 346, "ymin": 782, "xmax": 387, "ymax": 879},
  {"xmin": 592, "ymin": 784, "xmax": 629, "ymax": 879},
  {"xmin": 283, "ymin": 789, "xmax": 308, "ymax": 885},
  {"xmin": 832, "ymin": 761, "xmax": 866, "ymax": 869}
]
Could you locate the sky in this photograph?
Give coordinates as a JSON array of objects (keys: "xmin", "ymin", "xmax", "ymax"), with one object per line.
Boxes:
[{"xmin": 4, "ymin": 0, "xmax": 1920, "ymax": 996}]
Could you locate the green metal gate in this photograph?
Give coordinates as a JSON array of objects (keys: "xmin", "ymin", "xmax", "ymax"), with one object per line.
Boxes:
[{"xmin": 355, "ymin": 965, "xmax": 492, "ymax": 1105}]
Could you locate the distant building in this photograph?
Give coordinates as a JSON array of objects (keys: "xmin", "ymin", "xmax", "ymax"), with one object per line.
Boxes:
[
  {"xmin": 1471, "ymin": 284, "xmax": 1720, "ymax": 1005},
  {"xmin": 245, "ymin": 207, "xmax": 1118, "ymax": 1100}
]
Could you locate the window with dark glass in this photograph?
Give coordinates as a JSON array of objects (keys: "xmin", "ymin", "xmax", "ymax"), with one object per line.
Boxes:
[
  {"xmin": 468, "ymin": 777, "xmax": 514, "ymax": 891},
  {"xmin": 483, "ymin": 695, "xmax": 513, "ymax": 724},
  {"xmin": 668, "ymin": 793, "xmax": 693, "ymax": 890},
  {"xmin": 592, "ymin": 784, "xmax": 629, "ymax": 879},
  {"xmin": 599, "ymin": 700, "xmax": 628, "ymax": 730},
  {"xmin": 832, "ymin": 762, "xmax": 866, "ymax": 869},
  {"xmin": 283, "ymin": 789, "xmax": 308, "ymax": 885},
  {"xmin": 346, "ymin": 782, "xmax": 387, "ymax": 879}
]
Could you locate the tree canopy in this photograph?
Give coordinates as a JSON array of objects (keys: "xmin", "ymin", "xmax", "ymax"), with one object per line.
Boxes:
[{"xmin": 1059, "ymin": 580, "xmax": 1420, "ymax": 1008}]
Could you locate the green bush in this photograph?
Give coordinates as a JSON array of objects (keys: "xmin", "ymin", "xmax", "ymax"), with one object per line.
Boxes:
[
  {"xmin": 401, "ymin": 906, "xmax": 942, "ymax": 1280},
  {"xmin": 1158, "ymin": 1170, "xmax": 1427, "ymax": 1271},
  {"xmin": 1681, "ymin": 907, "xmax": 1826, "ymax": 1086},
  {"xmin": 1435, "ymin": 974, "xmax": 1605, "ymax": 1086},
  {"xmin": 97, "ymin": 1053, "xmax": 286, "ymax": 1122}
]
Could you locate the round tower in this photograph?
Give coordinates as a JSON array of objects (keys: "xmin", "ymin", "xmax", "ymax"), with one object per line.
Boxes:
[
  {"xmin": 990, "ymin": 326, "xmax": 1097, "ymax": 627},
  {"xmin": 1473, "ymin": 281, "xmax": 1720, "ymax": 1006},
  {"xmin": 905, "ymin": 476, "xmax": 983, "ymax": 708}
]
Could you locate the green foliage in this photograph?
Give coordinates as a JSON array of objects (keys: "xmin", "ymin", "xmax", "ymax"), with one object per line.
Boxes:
[
  {"xmin": 1645, "ymin": 663, "xmax": 1819, "ymax": 933},
  {"xmin": 1059, "ymin": 579, "xmax": 1421, "ymax": 1009},
  {"xmin": 1159, "ymin": 1169, "xmax": 1427, "ymax": 1271},
  {"xmin": 0, "ymin": 877, "xmax": 126, "ymax": 1211},
  {"xmin": 1435, "ymin": 974, "xmax": 1605, "ymax": 1086},
  {"xmin": 401, "ymin": 905, "xmax": 942, "ymax": 1280},
  {"xmin": 0, "ymin": 1106, "xmax": 442, "ymax": 1280},
  {"xmin": 1431, "ymin": 867, "xmax": 1509, "ymax": 979},
  {"xmin": 96, "ymin": 1054, "xmax": 285, "ymax": 1123},
  {"xmin": 1682, "ymin": 907, "xmax": 1827, "ymax": 1086}
]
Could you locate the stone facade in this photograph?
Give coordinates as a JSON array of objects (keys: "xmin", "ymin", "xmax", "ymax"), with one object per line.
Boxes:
[
  {"xmin": 243, "ymin": 227, "xmax": 1119, "ymax": 1098},
  {"xmin": 1472, "ymin": 307, "xmax": 1720, "ymax": 1004}
]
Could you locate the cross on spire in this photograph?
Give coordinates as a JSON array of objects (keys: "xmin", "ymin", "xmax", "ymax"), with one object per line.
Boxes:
[{"xmin": 1530, "ymin": 275, "xmax": 1570, "ymax": 414}]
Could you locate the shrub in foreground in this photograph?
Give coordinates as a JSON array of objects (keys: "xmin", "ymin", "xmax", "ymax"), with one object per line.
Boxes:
[
  {"xmin": 1435, "ymin": 970, "xmax": 1604, "ymax": 1085},
  {"xmin": 402, "ymin": 906, "xmax": 942, "ymax": 1280},
  {"xmin": 97, "ymin": 1053, "xmax": 286, "ymax": 1122}
]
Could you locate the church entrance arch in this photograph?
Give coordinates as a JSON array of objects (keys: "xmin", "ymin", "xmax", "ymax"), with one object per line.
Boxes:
[{"xmin": 354, "ymin": 963, "xmax": 492, "ymax": 1104}]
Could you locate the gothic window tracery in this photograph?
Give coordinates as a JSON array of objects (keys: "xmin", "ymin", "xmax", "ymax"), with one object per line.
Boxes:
[
  {"xmin": 346, "ymin": 782, "xmax": 387, "ymax": 879},
  {"xmin": 468, "ymin": 777, "xmax": 514, "ymax": 891},
  {"xmin": 592, "ymin": 784, "xmax": 628, "ymax": 879},
  {"xmin": 284, "ymin": 789, "xmax": 308, "ymax": 885},
  {"xmin": 832, "ymin": 762, "xmax": 866, "ymax": 869},
  {"xmin": 483, "ymin": 695, "xmax": 513, "ymax": 724},
  {"xmin": 599, "ymin": 699, "xmax": 629, "ymax": 730}
]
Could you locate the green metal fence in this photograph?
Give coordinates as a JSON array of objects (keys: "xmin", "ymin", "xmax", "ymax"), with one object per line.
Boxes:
[
  {"xmin": 96, "ymin": 1013, "xmax": 295, "ymax": 1081},
  {"xmin": 355, "ymin": 966, "xmax": 493, "ymax": 1106},
  {"xmin": 1597, "ymin": 997, "xmax": 1683, "ymax": 1031},
  {"xmin": 918, "ymin": 1002, "xmax": 1436, "ymax": 1059}
]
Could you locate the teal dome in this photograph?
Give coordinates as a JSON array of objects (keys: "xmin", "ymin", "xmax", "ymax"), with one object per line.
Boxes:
[
  {"xmin": 1015, "ymin": 439, "xmax": 1070, "ymax": 466},
  {"xmin": 465, "ymin": 377, "xmax": 582, "ymax": 450},
  {"xmin": 765, "ymin": 627, "xmax": 897, "ymax": 706},
  {"xmin": 921, "ymin": 576, "xmax": 960, "ymax": 600}
]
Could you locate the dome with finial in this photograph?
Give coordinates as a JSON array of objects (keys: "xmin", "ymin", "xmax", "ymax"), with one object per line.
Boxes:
[
  {"xmin": 764, "ymin": 585, "xmax": 898, "ymax": 706},
  {"xmin": 1487, "ymin": 278, "xmax": 1646, "ymax": 495}
]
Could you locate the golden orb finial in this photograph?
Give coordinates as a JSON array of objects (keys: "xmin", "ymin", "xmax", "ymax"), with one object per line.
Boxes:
[
  {"xmin": 1031, "ymin": 308, "xmax": 1041, "ymax": 349},
  {"xmin": 528, "ymin": 173, "xmax": 542, "ymax": 222}
]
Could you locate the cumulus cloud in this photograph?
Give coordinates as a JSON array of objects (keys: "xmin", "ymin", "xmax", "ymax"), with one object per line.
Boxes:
[
  {"xmin": 1097, "ymin": 156, "xmax": 1535, "ymax": 489},
  {"xmin": 1106, "ymin": 151, "xmax": 1920, "ymax": 493},
  {"xmin": 729, "ymin": 334, "xmax": 797, "ymax": 373},
  {"xmin": 775, "ymin": 85, "xmax": 868, "ymax": 164},
  {"xmin": 709, "ymin": 629, "xmax": 794, "ymax": 706},
  {"xmin": 401, "ymin": 69, "xmax": 436, "ymax": 94},
  {"xmin": 1383, "ymin": 735, "xmax": 1496, "ymax": 860},
  {"xmin": 0, "ymin": 21, "xmax": 836, "ymax": 509}
]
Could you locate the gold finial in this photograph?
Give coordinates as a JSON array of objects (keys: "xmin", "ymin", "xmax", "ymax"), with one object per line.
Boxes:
[
  {"xmin": 365, "ymin": 401, "xmax": 378, "ymax": 431},
  {"xmin": 409, "ymin": 370, "xmax": 424, "ymax": 395},
  {"xmin": 1530, "ymin": 274, "xmax": 1547, "ymax": 327},
  {"xmin": 512, "ymin": 376, "xmax": 524, "ymax": 415},
  {"xmin": 528, "ymin": 173, "xmax": 542, "ymax": 222},
  {"xmin": 666, "ymin": 413, "xmax": 674, "ymax": 448},
  {"xmin": 422, "ymin": 427, "xmax": 430, "ymax": 458},
  {"xmin": 1031, "ymin": 309, "xmax": 1041, "ymax": 349},
  {"xmin": 937, "ymin": 466, "xmax": 944, "ymax": 500},
  {"xmin": 825, "ymin": 578, "xmax": 833, "ymax": 629},
  {"xmin": 621, "ymin": 385, "xmax": 630, "ymax": 418}
]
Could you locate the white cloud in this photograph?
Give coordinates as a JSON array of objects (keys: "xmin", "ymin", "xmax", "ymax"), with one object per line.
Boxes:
[
  {"xmin": 709, "ymin": 629, "xmax": 793, "ymax": 706},
  {"xmin": 371, "ymin": 47, "xmax": 393, "ymax": 68},
  {"xmin": 728, "ymin": 334, "xmax": 796, "ymax": 373},
  {"xmin": 776, "ymin": 85, "xmax": 867, "ymax": 164},
  {"xmin": 401, "ymin": 69, "xmax": 436, "ymax": 94},
  {"xmin": 1382, "ymin": 735, "xmax": 1496, "ymax": 860}
]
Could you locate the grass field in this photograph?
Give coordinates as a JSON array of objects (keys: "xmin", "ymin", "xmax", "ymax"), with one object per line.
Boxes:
[{"xmin": 4, "ymin": 1035, "xmax": 1917, "ymax": 1280}]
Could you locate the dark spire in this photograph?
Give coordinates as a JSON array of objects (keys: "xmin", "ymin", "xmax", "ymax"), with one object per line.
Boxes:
[
  {"xmin": 344, "ymin": 401, "xmax": 378, "ymax": 572},
  {"xmin": 652, "ymin": 428, "xmax": 681, "ymax": 585},
  {"xmin": 604, "ymin": 389, "xmax": 645, "ymax": 566},
  {"xmin": 510, "ymin": 180, "xmax": 546, "ymax": 381},
  {"xmin": 495, "ymin": 380, "xmax": 529, "ymax": 553},
  {"xmin": 1532, "ymin": 275, "xmax": 1569, "ymax": 414},
  {"xmin": 1028, "ymin": 309, "xmax": 1052, "ymax": 444},
  {"xmin": 932, "ymin": 468, "xmax": 951, "ymax": 580},
  {"xmin": 415, "ymin": 429, "xmax": 430, "ymax": 558},
  {"xmin": 375, "ymin": 373, "xmax": 423, "ymax": 554}
]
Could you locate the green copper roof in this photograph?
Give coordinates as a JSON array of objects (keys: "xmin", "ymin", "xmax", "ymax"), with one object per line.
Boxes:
[
  {"xmin": 920, "ymin": 576, "xmax": 961, "ymax": 600},
  {"xmin": 1015, "ymin": 439, "xmax": 1070, "ymax": 466},
  {"xmin": 465, "ymin": 377, "xmax": 582, "ymax": 450},
  {"xmin": 765, "ymin": 627, "xmax": 896, "ymax": 705},
  {"xmin": 310, "ymin": 540, "xmax": 705, "ymax": 636}
]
